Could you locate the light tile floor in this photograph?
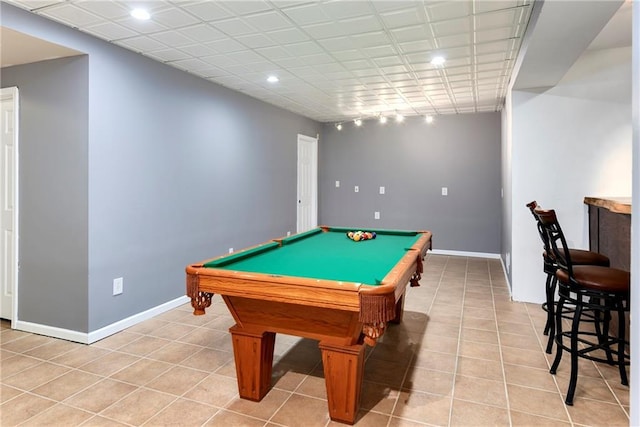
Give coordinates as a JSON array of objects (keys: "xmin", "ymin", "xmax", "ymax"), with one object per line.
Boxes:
[{"xmin": 0, "ymin": 255, "xmax": 630, "ymax": 426}]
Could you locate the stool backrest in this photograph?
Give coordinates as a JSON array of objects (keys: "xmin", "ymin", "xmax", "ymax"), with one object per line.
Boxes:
[
  {"xmin": 534, "ymin": 208, "xmax": 574, "ymax": 278},
  {"xmin": 527, "ymin": 201, "xmax": 555, "ymax": 266}
]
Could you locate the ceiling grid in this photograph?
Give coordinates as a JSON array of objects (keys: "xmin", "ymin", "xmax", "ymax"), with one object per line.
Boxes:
[{"xmin": 5, "ymin": 0, "xmax": 534, "ymax": 123}]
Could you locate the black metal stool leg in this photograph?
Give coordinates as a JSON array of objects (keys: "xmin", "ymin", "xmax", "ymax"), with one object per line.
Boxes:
[
  {"xmin": 565, "ymin": 298, "xmax": 583, "ymax": 405},
  {"xmin": 617, "ymin": 302, "xmax": 628, "ymax": 386},
  {"xmin": 545, "ymin": 275, "xmax": 557, "ymax": 354},
  {"xmin": 550, "ymin": 295, "xmax": 565, "ymax": 375}
]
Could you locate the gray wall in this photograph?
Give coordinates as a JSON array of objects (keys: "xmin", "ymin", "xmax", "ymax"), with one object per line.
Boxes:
[
  {"xmin": 319, "ymin": 112, "xmax": 501, "ymax": 253},
  {"xmin": 2, "ymin": 3, "xmax": 321, "ymax": 333},
  {"xmin": 1, "ymin": 56, "xmax": 89, "ymax": 331}
]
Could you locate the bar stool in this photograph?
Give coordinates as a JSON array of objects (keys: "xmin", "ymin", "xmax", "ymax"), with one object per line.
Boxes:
[
  {"xmin": 526, "ymin": 201, "xmax": 610, "ymax": 353},
  {"xmin": 534, "ymin": 208, "xmax": 629, "ymax": 405}
]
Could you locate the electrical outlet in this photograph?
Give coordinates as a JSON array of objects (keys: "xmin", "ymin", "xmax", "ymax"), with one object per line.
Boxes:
[
  {"xmin": 335, "ymin": 180, "xmax": 340, "ymax": 188},
  {"xmin": 113, "ymin": 277, "xmax": 123, "ymax": 295},
  {"xmin": 354, "ymin": 186, "xmax": 359, "ymax": 193},
  {"xmin": 229, "ymin": 248, "xmax": 234, "ymax": 253},
  {"xmin": 287, "ymin": 231, "xmax": 291, "ymax": 236},
  {"xmin": 442, "ymin": 187, "xmax": 448, "ymax": 196},
  {"xmin": 379, "ymin": 186, "xmax": 385, "ymax": 195},
  {"xmin": 374, "ymin": 211, "xmax": 380, "ymax": 219}
]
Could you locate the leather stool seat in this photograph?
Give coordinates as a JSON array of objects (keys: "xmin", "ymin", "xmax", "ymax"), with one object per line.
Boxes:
[
  {"xmin": 557, "ymin": 266, "xmax": 630, "ymax": 294},
  {"xmin": 564, "ymin": 250, "xmax": 610, "ymax": 266}
]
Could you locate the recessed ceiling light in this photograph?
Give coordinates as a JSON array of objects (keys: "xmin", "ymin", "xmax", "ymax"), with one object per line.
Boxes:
[
  {"xmin": 354, "ymin": 119, "xmax": 362, "ymax": 127},
  {"xmin": 267, "ymin": 75, "xmax": 279, "ymax": 83},
  {"xmin": 379, "ymin": 116, "xmax": 387, "ymax": 124},
  {"xmin": 336, "ymin": 123, "xmax": 342, "ymax": 131},
  {"xmin": 130, "ymin": 8, "xmax": 151, "ymax": 20},
  {"xmin": 425, "ymin": 115, "xmax": 434, "ymax": 124},
  {"xmin": 430, "ymin": 56, "xmax": 446, "ymax": 66},
  {"xmin": 395, "ymin": 113, "xmax": 404, "ymax": 123}
]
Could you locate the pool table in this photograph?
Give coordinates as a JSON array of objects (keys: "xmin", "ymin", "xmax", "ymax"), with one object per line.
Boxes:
[{"xmin": 186, "ymin": 226, "xmax": 432, "ymax": 424}]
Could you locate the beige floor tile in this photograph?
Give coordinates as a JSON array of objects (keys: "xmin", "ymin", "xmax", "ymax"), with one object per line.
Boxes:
[
  {"xmin": 271, "ymin": 362, "xmax": 309, "ymax": 392},
  {"xmin": 3, "ymin": 361, "xmax": 70, "ymax": 391},
  {"xmin": 204, "ymin": 409, "xmax": 264, "ymax": 426},
  {"xmin": 23, "ymin": 338, "xmax": 82, "ymax": 360},
  {"xmin": 0, "ymin": 392, "xmax": 57, "ymax": 425},
  {"xmin": 411, "ymin": 348, "xmax": 457, "ymax": 372},
  {"xmin": 145, "ymin": 397, "xmax": 219, "ymax": 426},
  {"xmin": 359, "ymin": 380, "xmax": 401, "ymax": 414},
  {"xmin": 177, "ymin": 327, "xmax": 227, "ymax": 347},
  {"xmin": 1, "ymin": 384, "xmax": 22, "ymax": 403},
  {"xmin": 329, "ymin": 410, "xmax": 390, "ymax": 426},
  {"xmin": 458, "ymin": 340, "xmax": 501, "ymax": 361},
  {"xmin": 453, "ymin": 375, "xmax": 508, "ymax": 407},
  {"xmin": 0, "ymin": 354, "xmax": 41, "ymax": 379},
  {"xmin": 566, "ymin": 398, "xmax": 630, "ymax": 426},
  {"xmin": 146, "ymin": 365, "xmax": 209, "ymax": 396},
  {"xmin": 147, "ymin": 341, "xmax": 202, "ymax": 364},
  {"xmin": 110, "ymin": 358, "xmax": 172, "ymax": 386},
  {"xmin": 100, "ymin": 388, "xmax": 176, "ymax": 425},
  {"xmin": 501, "ymin": 346, "xmax": 550, "ymax": 369},
  {"xmin": 179, "ymin": 347, "xmax": 234, "ymax": 372},
  {"xmin": 553, "ymin": 374, "xmax": 618, "ymax": 403},
  {"xmin": 226, "ymin": 388, "xmax": 292, "ymax": 421},
  {"xmin": 0, "ymin": 334, "xmax": 53, "ymax": 353},
  {"xmin": 510, "ymin": 410, "xmax": 571, "ymax": 426},
  {"xmin": 63, "ymin": 378, "xmax": 137, "ymax": 413},
  {"xmin": 50, "ymin": 345, "xmax": 110, "ymax": 368},
  {"xmin": 503, "ymin": 363, "xmax": 558, "ymax": 392},
  {"xmin": 183, "ymin": 373, "xmax": 239, "ymax": 407},
  {"xmin": 462, "ymin": 307, "xmax": 496, "ymax": 320},
  {"xmin": 461, "ymin": 317, "xmax": 497, "ymax": 332},
  {"xmin": 267, "ymin": 394, "xmax": 328, "ymax": 426},
  {"xmin": 403, "ymin": 365, "xmax": 454, "ymax": 396},
  {"xmin": 92, "ymin": 331, "xmax": 143, "ymax": 350},
  {"xmin": 293, "ymin": 373, "xmax": 327, "ymax": 399},
  {"xmin": 146, "ymin": 322, "xmax": 194, "ymax": 341},
  {"xmin": 78, "ymin": 351, "xmax": 139, "ymax": 376},
  {"xmin": 507, "ymin": 383, "xmax": 569, "ymax": 422},
  {"xmin": 20, "ymin": 403, "xmax": 93, "ymax": 426},
  {"xmin": 82, "ymin": 415, "xmax": 131, "ymax": 426},
  {"xmin": 117, "ymin": 335, "xmax": 171, "ymax": 356},
  {"xmin": 450, "ymin": 398, "xmax": 510, "ymax": 426},
  {"xmin": 393, "ymin": 390, "xmax": 451, "ymax": 425},
  {"xmin": 363, "ymin": 358, "xmax": 408, "ymax": 388},
  {"xmin": 31, "ymin": 369, "xmax": 102, "ymax": 401},
  {"xmin": 461, "ymin": 327, "xmax": 499, "ymax": 345},
  {"xmin": 456, "ymin": 356, "xmax": 504, "ymax": 381}
]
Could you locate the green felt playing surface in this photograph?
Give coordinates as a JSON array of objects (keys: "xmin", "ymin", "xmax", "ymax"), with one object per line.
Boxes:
[{"xmin": 203, "ymin": 228, "xmax": 421, "ymax": 285}]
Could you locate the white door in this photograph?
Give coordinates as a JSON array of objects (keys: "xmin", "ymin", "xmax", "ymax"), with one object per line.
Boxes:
[
  {"xmin": 296, "ymin": 134, "xmax": 318, "ymax": 233},
  {"xmin": 0, "ymin": 87, "xmax": 19, "ymax": 322}
]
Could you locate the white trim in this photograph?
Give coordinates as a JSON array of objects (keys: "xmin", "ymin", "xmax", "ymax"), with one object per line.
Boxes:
[
  {"xmin": 429, "ymin": 249, "xmax": 501, "ymax": 259},
  {"xmin": 14, "ymin": 295, "xmax": 190, "ymax": 344},
  {"xmin": 0, "ymin": 87, "xmax": 19, "ymax": 327}
]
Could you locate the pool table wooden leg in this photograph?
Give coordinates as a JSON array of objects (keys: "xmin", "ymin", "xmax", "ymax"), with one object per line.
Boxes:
[
  {"xmin": 319, "ymin": 341, "xmax": 365, "ymax": 425},
  {"xmin": 229, "ymin": 326, "xmax": 276, "ymax": 401}
]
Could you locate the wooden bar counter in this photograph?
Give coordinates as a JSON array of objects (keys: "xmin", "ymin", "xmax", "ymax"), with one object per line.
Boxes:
[
  {"xmin": 584, "ymin": 196, "xmax": 631, "ymax": 345},
  {"xmin": 584, "ymin": 197, "xmax": 631, "ymax": 271}
]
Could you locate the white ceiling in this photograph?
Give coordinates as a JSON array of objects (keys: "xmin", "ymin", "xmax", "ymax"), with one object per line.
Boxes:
[{"xmin": 4, "ymin": 0, "xmax": 629, "ymax": 124}]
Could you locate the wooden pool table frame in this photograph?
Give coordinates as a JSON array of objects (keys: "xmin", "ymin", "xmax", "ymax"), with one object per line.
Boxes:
[{"xmin": 186, "ymin": 226, "xmax": 432, "ymax": 424}]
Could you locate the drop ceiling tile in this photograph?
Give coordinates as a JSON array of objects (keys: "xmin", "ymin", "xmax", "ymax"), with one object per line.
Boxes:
[
  {"xmin": 280, "ymin": 3, "xmax": 332, "ymax": 26},
  {"xmin": 255, "ymin": 45, "xmax": 292, "ymax": 60},
  {"xmin": 372, "ymin": 1, "xmax": 420, "ymax": 14},
  {"xmin": 475, "ymin": 0, "xmax": 524, "ymax": 14},
  {"xmin": 304, "ymin": 21, "xmax": 351, "ymax": 39},
  {"xmin": 39, "ymin": 3, "xmax": 102, "ymax": 27},
  {"xmin": 170, "ymin": 57, "xmax": 212, "ymax": 71},
  {"xmin": 350, "ymin": 31, "xmax": 392, "ymax": 48},
  {"xmin": 398, "ymin": 39, "xmax": 435, "ymax": 54},
  {"xmin": 117, "ymin": 36, "xmax": 167, "ymax": 52},
  {"xmin": 362, "ymin": 45, "xmax": 398, "ymax": 58},
  {"xmin": 435, "ymin": 34, "xmax": 472, "ymax": 49},
  {"xmin": 317, "ymin": 36, "xmax": 358, "ymax": 52},
  {"xmin": 379, "ymin": 7, "xmax": 423, "ymax": 29},
  {"xmin": 475, "ymin": 39, "xmax": 512, "ymax": 54},
  {"xmin": 83, "ymin": 21, "xmax": 138, "ymax": 41},
  {"xmin": 235, "ymin": 33, "xmax": 277, "ymax": 49},
  {"xmin": 351, "ymin": 68, "xmax": 383, "ymax": 78},
  {"xmin": 205, "ymin": 38, "xmax": 246, "ymax": 53},
  {"xmin": 201, "ymin": 54, "xmax": 240, "ymax": 67},
  {"xmin": 431, "ymin": 17, "xmax": 472, "ymax": 37},
  {"xmin": 177, "ymin": 24, "xmax": 227, "ymax": 43},
  {"xmin": 244, "ymin": 10, "xmax": 292, "ymax": 31},
  {"xmin": 7, "ymin": 0, "xmax": 62, "ymax": 9},
  {"xmin": 320, "ymin": 1, "xmax": 374, "ymax": 20},
  {"xmin": 181, "ymin": 1, "xmax": 233, "ymax": 22},
  {"xmin": 373, "ymin": 56, "xmax": 404, "ymax": 67},
  {"xmin": 179, "ymin": 43, "xmax": 218, "ymax": 57},
  {"xmin": 476, "ymin": 9, "xmax": 518, "ymax": 29},
  {"xmin": 150, "ymin": 30, "xmax": 196, "ymax": 48},
  {"xmin": 152, "ymin": 7, "xmax": 200, "ymax": 28},
  {"xmin": 116, "ymin": 16, "xmax": 169, "ymax": 34},
  {"xmin": 476, "ymin": 27, "xmax": 516, "ymax": 44},
  {"xmin": 425, "ymin": 2, "xmax": 472, "ymax": 21},
  {"xmin": 339, "ymin": 15, "xmax": 384, "ymax": 34},
  {"xmin": 225, "ymin": 49, "xmax": 267, "ymax": 64},
  {"xmin": 284, "ymin": 41, "xmax": 325, "ymax": 56},
  {"xmin": 266, "ymin": 27, "xmax": 310, "ymax": 44},
  {"xmin": 391, "ymin": 25, "xmax": 432, "ymax": 43},
  {"xmin": 76, "ymin": 1, "xmax": 130, "ymax": 20},
  {"xmin": 341, "ymin": 59, "xmax": 374, "ymax": 71},
  {"xmin": 145, "ymin": 48, "xmax": 191, "ymax": 63},
  {"xmin": 212, "ymin": 17, "xmax": 257, "ymax": 36}
]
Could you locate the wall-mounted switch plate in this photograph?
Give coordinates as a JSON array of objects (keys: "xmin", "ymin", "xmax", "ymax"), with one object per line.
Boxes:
[
  {"xmin": 335, "ymin": 181, "xmax": 340, "ymax": 188},
  {"xmin": 229, "ymin": 248, "xmax": 234, "ymax": 253},
  {"xmin": 442, "ymin": 187, "xmax": 448, "ymax": 196},
  {"xmin": 113, "ymin": 277, "xmax": 123, "ymax": 295},
  {"xmin": 374, "ymin": 211, "xmax": 380, "ymax": 219},
  {"xmin": 354, "ymin": 186, "xmax": 359, "ymax": 193},
  {"xmin": 379, "ymin": 186, "xmax": 385, "ymax": 194}
]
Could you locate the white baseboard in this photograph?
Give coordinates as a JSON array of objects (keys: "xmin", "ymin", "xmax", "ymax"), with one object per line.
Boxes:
[
  {"xmin": 14, "ymin": 295, "xmax": 190, "ymax": 344},
  {"xmin": 430, "ymin": 249, "xmax": 501, "ymax": 259}
]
